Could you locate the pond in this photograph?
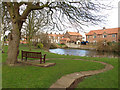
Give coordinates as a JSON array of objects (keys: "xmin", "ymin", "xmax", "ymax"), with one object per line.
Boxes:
[{"xmin": 49, "ymin": 48, "xmax": 118, "ymax": 58}]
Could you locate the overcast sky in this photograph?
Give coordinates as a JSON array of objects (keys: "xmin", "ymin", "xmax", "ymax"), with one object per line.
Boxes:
[
  {"xmin": 74, "ymin": 0, "xmax": 118, "ymax": 31},
  {"xmin": 4, "ymin": 0, "xmax": 119, "ymax": 37},
  {"xmin": 47, "ymin": 0, "xmax": 119, "ymax": 38},
  {"xmin": 63, "ymin": 0, "xmax": 119, "ymax": 39}
]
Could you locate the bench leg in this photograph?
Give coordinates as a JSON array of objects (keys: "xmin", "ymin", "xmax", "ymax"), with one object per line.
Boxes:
[
  {"xmin": 43, "ymin": 58, "xmax": 45, "ymax": 63},
  {"xmin": 21, "ymin": 57, "xmax": 23, "ymax": 61},
  {"xmin": 40, "ymin": 58, "xmax": 42, "ymax": 64},
  {"xmin": 25, "ymin": 57, "xmax": 27, "ymax": 61},
  {"xmin": 43, "ymin": 54, "xmax": 46, "ymax": 63}
]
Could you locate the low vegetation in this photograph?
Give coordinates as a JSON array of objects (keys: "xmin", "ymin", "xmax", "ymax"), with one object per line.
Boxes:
[
  {"xmin": 2, "ymin": 45, "xmax": 118, "ymax": 88},
  {"xmin": 57, "ymin": 44, "xmax": 68, "ymax": 48},
  {"xmin": 96, "ymin": 40, "xmax": 119, "ymax": 52},
  {"xmin": 76, "ymin": 57, "xmax": 118, "ymax": 88},
  {"xmin": 49, "ymin": 43, "xmax": 58, "ymax": 49}
]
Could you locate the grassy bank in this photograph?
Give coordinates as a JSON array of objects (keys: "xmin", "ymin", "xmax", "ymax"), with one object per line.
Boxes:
[
  {"xmin": 76, "ymin": 57, "xmax": 118, "ymax": 88},
  {"xmin": 2, "ymin": 45, "xmax": 118, "ymax": 88}
]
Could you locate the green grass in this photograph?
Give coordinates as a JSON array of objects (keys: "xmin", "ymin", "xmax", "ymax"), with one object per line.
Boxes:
[
  {"xmin": 57, "ymin": 44, "xmax": 67, "ymax": 48},
  {"xmin": 76, "ymin": 57, "xmax": 118, "ymax": 88},
  {"xmin": 2, "ymin": 45, "xmax": 118, "ymax": 88}
]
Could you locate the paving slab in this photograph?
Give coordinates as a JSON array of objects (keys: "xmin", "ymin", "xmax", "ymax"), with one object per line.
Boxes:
[
  {"xmin": 49, "ymin": 58, "xmax": 114, "ymax": 89},
  {"xmin": 65, "ymin": 72, "xmax": 84, "ymax": 79},
  {"xmin": 51, "ymin": 76, "xmax": 75, "ymax": 88}
]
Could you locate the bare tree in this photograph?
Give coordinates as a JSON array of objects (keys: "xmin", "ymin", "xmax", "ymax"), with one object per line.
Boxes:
[
  {"xmin": 22, "ymin": 11, "xmax": 38, "ymax": 51},
  {"xmin": 34, "ymin": 31, "xmax": 51, "ymax": 50},
  {"xmin": 2, "ymin": 1, "xmax": 110, "ymax": 66},
  {"xmin": 1, "ymin": 3, "xmax": 12, "ymax": 53},
  {"xmin": 22, "ymin": 10, "xmax": 50, "ymax": 51}
]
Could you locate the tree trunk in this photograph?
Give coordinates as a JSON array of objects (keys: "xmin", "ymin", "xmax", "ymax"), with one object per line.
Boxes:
[
  {"xmin": 2, "ymin": 39, "xmax": 5, "ymax": 53},
  {"xmin": 6, "ymin": 23, "xmax": 20, "ymax": 66},
  {"xmin": 28, "ymin": 37, "xmax": 32, "ymax": 51}
]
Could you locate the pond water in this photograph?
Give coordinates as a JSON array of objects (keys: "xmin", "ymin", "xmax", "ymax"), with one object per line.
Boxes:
[{"xmin": 49, "ymin": 48, "xmax": 118, "ymax": 58}]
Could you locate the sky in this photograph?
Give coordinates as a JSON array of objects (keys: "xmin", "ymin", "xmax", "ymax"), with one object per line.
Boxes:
[
  {"xmin": 4, "ymin": 0, "xmax": 119, "ymax": 38},
  {"xmin": 46, "ymin": 0, "xmax": 119, "ymax": 38},
  {"xmin": 84, "ymin": 1, "xmax": 118, "ymax": 29},
  {"xmin": 66, "ymin": 0, "xmax": 119, "ymax": 40}
]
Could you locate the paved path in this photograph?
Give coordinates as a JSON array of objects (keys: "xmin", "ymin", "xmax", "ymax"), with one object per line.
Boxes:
[{"xmin": 49, "ymin": 58, "xmax": 114, "ymax": 89}]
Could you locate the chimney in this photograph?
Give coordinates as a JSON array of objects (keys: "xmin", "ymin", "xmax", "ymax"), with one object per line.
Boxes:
[
  {"xmin": 46, "ymin": 32, "xmax": 48, "ymax": 35},
  {"xmin": 103, "ymin": 27, "xmax": 106, "ymax": 30}
]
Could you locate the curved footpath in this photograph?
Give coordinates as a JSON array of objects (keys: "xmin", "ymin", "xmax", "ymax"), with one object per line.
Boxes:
[{"xmin": 48, "ymin": 58, "xmax": 114, "ymax": 89}]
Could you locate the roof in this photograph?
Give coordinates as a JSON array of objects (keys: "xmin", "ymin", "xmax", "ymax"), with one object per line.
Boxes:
[
  {"xmin": 68, "ymin": 32, "xmax": 82, "ymax": 36},
  {"xmin": 57, "ymin": 34, "xmax": 64, "ymax": 37},
  {"xmin": 60, "ymin": 38, "xmax": 70, "ymax": 41},
  {"xmin": 86, "ymin": 28, "xmax": 120, "ymax": 35},
  {"xmin": 48, "ymin": 34, "xmax": 57, "ymax": 37},
  {"xmin": 48, "ymin": 34, "xmax": 64, "ymax": 37}
]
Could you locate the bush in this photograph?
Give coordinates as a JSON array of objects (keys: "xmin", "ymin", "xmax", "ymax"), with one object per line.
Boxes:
[
  {"xmin": 37, "ymin": 43, "xmax": 44, "ymax": 49},
  {"xmin": 110, "ymin": 42, "xmax": 119, "ymax": 52},
  {"xmin": 96, "ymin": 40, "xmax": 119, "ymax": 52},
  {"xmin": 96, "ymin": 40, "xmax": 109, "ymax": 51},
  {"xmin": 50, "ymin": 43, "xmax": 57, "ymax": 49}
]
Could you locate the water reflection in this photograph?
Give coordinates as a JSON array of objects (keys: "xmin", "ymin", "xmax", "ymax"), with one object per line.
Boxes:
[{"xmin": 49, "ymin": 48, "xmax": 118, "ymax": 58}]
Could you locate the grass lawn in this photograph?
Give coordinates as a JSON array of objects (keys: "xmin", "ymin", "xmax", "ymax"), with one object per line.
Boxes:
[
  {"xmin": 2, "ymin": 44, "xmax": 118, "ymax": 88},
  {"xmin": 76, "ymin": 57, "xmax": 118, "ymax": 88}
]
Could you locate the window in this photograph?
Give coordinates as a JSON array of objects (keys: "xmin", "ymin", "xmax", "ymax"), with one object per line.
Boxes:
[
  {"xmin": 103, "ymin": 35, "xmax": 107, "ymax": 38},
  {"xmin": 93, "ymin": 36, "xmax": 96, "ymax": 38},
  {"xmin": 112, "ymin": 40, "xmax": 116, "ymax": 43},
  {"xmin": 82, "ymin": 37, "xmax": 85, "ymax": 39},
  {"xmin": 87, "ymin": 36, "xmax": 90, "ymax": 38},
  {"xmin": 93, "ymin": 40, "xmax": 97, "ymax": 45},
  {"xmin": 112, "ymin": 34, "xmax": 116, "ymax": 37}
]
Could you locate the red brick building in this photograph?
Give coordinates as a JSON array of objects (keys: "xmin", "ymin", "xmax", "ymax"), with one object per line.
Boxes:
[
  {"xmin": 60, "ymin": 38, "xmax": 70, "ymax": 44},
  {"xmin": 86, "ymin": 27, "xmax": 120, "ymax": 43},
  {"xmin": 60, "ymin": 31, "xmax": 82, "ymax": 44}
]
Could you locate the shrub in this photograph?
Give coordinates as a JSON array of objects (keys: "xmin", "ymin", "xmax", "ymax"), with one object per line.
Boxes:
[
  {"xmin": 50, "ymin": 43, "xmax": 57, "ymax": 49},
  {"xmin": 96, "ymin": 40, "xmax": 110, "ymax": 51},
  {"xmin": 96, "ymin": 40, "xmax": 119, "ymax": 52},
  {"xmin": 37, "ymin": 43, "xmax": 44, "ymax": 49}
]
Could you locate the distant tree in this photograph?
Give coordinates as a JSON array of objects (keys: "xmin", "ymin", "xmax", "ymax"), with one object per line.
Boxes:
[
  {"xmin": 22, "ymin": 10, "xmax": 50, "ymax": 51},
  {"xmin": 34, "ymin": 32, "xmax": 51, "ymax": 50},
  {"xmin": 2, "ymin": 1, "xmax": 110, "ymax": 66},
  {"xmin": 1, "ymin": 3, "xmax": 12, "ymax": 53},
  {"xmin": 22, "ymin": 11, "xmax": 38, "ymax": 51}
]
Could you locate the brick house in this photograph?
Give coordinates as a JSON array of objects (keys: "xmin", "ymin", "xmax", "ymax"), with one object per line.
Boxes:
[
  {"xmin": 60, "ymin": 38, "xmax": 70, "ymax": 44},
  {"xmin": 60, "ymin": 31, "xmax": 82, "ymax": 44},
  {"xmin": 86, "ymin": 27, "xmax": 120, "ymax": 43},
  {"xmin": 48, "ymin": 33, "xmax": 64, "ymax": 44}
]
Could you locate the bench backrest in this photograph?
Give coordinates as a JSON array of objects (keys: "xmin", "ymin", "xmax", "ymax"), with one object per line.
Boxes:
[{"xmin": 22, "ymin": 50, "xmax": 42, "ymax": 58}]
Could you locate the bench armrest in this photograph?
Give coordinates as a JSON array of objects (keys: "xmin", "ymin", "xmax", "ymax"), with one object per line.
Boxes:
[{"xmin": 42, "ymin": 54, "xmax": 46, "ymax": 56}]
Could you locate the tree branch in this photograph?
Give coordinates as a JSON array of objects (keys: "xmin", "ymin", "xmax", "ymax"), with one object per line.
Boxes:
[{"xmin": 20, "ymin": 2, "xmax": 49, "ymax": 21}]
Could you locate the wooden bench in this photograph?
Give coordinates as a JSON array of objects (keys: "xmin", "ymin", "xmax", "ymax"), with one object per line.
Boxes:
[{"xmin": 21, "ymin": 50, "xmax": 46, "ymax": 64}]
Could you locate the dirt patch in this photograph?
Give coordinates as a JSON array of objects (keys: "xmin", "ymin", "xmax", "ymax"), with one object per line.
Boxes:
[{"xmin": 18, "ymin": 59, "xmax": 56, "ymax": 67}]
